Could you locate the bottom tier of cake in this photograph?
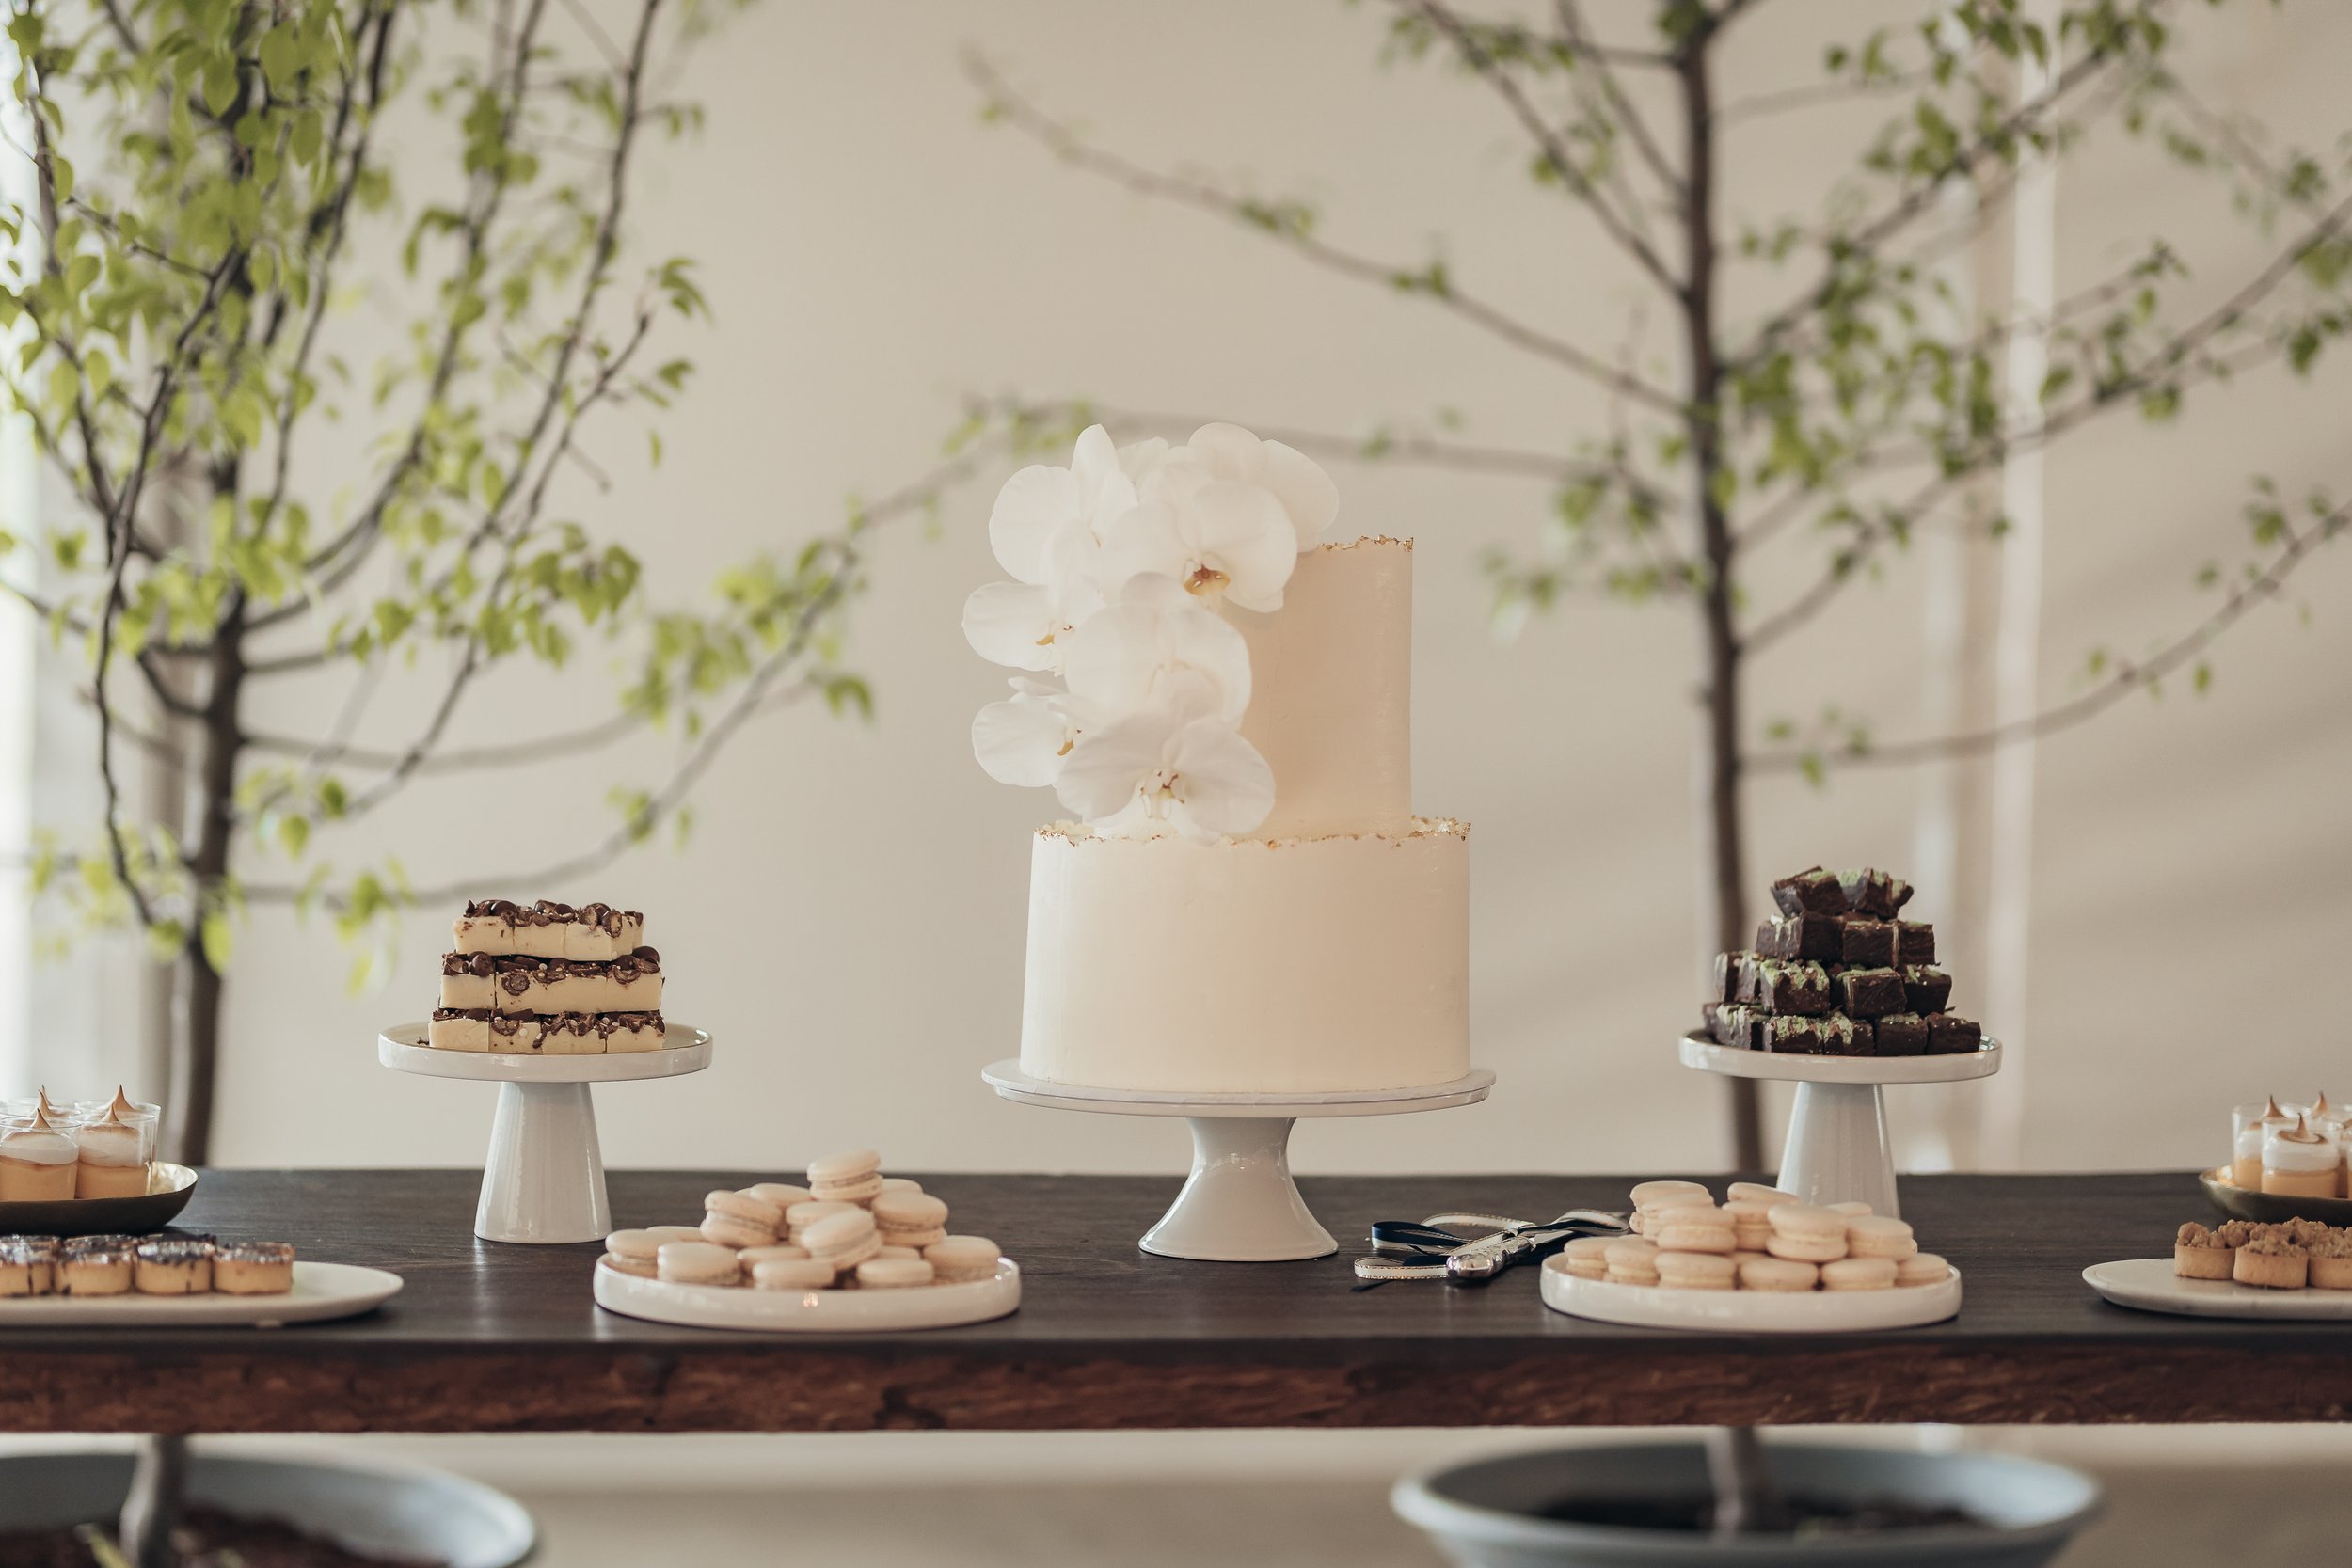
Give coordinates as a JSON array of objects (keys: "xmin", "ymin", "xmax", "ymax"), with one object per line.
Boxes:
[{"xmin": 1018, "ymin": 817, "xmax": 1470, "ymax": 1094}]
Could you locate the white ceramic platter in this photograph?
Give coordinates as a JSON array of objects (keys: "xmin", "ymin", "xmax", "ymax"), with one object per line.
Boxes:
[
  {"xmin": 1677, "ymin": 1033, "xmax": 2001, "ymax": 1085},
  {"xmin": 1540, "ymin": 1254, "xmax": 1962, "ymax": 1332},
  {"xmin": 594, "ymin": 1257, "xmax": 1020, "ymax": 1333},
  {"xmin": 379, "ymin": 1024, "xmax": 711, "ymax": 1083},
  {"xmin": 2083, "ymin": 1257, "xmax": 2352, "ymax": 1320},
  {"xmin": 0, "ymin": 1261, "xmax": 403, "ymax": 1328}
]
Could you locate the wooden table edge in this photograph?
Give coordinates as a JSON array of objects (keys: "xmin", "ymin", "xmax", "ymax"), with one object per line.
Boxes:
[{"xmin": 10, "ymin": 1339, "xmax": 2351, "ymax": 1433}]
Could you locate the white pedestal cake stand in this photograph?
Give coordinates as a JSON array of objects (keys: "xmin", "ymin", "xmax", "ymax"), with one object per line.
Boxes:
[
  {"xmin": 1677, "ymin": 1032, "xmax": 2001, "ymax": 1220},
  {"xmin": 983, "ymin": 1060, "xmax": 1493, "ymax": 1262},
  {"xmin": 380, "ymin": 1023, "xmax": 711, "ymax": 1244}
]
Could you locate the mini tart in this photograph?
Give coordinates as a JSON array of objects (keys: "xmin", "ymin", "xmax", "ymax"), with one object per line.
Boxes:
[
  {"xmin": 2233, "ymin": 1241, "xmax": 2308, "ymax": 1291},
  {"xmin": 2310, "ymin": 1254, "xmax": 2352, "ymax": 1291},
  {"xmin": 213, "ymin": 1242, "xmax": 295, "ymax": 1295},
  {"xmin": 0, "ymin": 1237, "xmax": 57, "ymax": 1297},
  {"xmin": 133, "ymin": 1239, "xmax": 213, "ymax": 1295},
  {"xmin": 2173, "ymin": 1242, "xmax": 2234, "ymax": 1281},
  {"xmin": 57, "ymin": 1242, "xmax": 134, "ymax": 1296}
]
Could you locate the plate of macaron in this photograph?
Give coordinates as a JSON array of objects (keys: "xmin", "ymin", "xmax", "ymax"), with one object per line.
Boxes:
[
  {"xmin": 593, "ymin": 1149, "xmax": 1019, "ymax": 1333},
  {"xmin": 0, "ymin": 1233, "xmax": 402, "ymax": 1326},
  {"xmin": 1540, "ymin": 1180, "xmax": 1960, "ymax": 1332}
]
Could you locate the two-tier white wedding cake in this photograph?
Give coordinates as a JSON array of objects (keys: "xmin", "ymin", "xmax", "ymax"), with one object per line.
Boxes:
[{"xmin": 966, "ymin": 424, "xmax": 1469, "ymax": 1094}]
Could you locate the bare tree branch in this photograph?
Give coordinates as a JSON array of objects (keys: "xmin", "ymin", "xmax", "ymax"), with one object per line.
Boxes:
[
  {"xmin": 1732, "ymin": 40, "xmax": 2135, "ymax": 369},
  {"xmin": 1554, "ymin": 0, "xmax": 1683, "ymax": 197},
  {"xmin": 1403, "ymin": 0, "xmax": 1683, "ymax": 295},
  {"xmin": 963, "ymin": 49, "xmax": 1683, "ymax": 416},
  {"xmin": 977, "ymin": 394, "xmax": 1618, "ymax": 485},
  {"xmin": 1747, "ymin": 498, "xmax": 2347, "ymax": 773},
  {"xmin": 243, "ymin": 712, "xmax": 643, "ymax": 772},
  {"xmin": 1711, "ymin": 69, "xmax": 1937, "ymax": 128},
  {"xmin": 246, "ymin": 609, "xmax": 838, "ymax": 910},
  {"xmin": 290, "ymin": 0, "xmax": 557, "ymax": 587},
  {"xmin": 243, "ymin": 6, "xmax": 397, "ymax": 597}
]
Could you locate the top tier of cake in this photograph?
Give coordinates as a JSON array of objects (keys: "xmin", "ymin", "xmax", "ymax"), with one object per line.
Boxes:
[{"xmin": 1229, "ymin": 537, "xmax": 1411, "ymax": 839}]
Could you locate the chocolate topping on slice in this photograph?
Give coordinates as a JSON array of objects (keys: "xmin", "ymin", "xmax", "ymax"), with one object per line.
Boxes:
[
  {"xmin": 216, "ymin": 1241, "xmax": 296, "ymax": 1264},
  {"xmin": 134, "ymin": 1239, "xmax": 214, "ymax": 1263},
  {"xmin": 431, "ymin": 1006, "xmax": 493, "ymax": 1022},
  {"xmin": 441, "ymin": 951, "xmax": 497, "ymax": 976}
]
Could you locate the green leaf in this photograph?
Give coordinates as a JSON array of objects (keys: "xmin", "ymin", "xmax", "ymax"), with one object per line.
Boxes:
[{"xmin": 200, "ymin": 911, "xmax": 234, "ymax": 974}]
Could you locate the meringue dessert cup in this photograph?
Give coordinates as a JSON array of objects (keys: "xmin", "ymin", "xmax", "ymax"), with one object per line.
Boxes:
[
  {"xmin": 2231, "ymin": 1098, "xmax": 2294, "ymax": 1190},
  {"xmin": 0, "ymin": 1109, "xmax": 80, "ymax": 1202},
  {"xmin": 2262, "ymin": 1114, "xmax": 2341, "ymax": 1199},
  {"xmin": 75, "ymin": 1087, "xmax": 161, "ymax": 1164},
  {"xmin": 70, "ymin": 1104, "xmax": 151, "ymax": 1199}
]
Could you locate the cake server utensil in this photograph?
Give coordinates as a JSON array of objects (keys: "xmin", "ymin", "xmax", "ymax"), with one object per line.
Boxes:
[{"xmin": 1353, "ymin": 1209, "xmax": 1628, "ymax": 1286}]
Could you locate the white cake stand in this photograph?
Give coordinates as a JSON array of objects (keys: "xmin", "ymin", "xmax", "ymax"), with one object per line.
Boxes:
[
  {"xmin": 380, "ymin": 1023, "xmax": 711, "ymax": 1244},
  {"xmin": 982, "ymin": 1060, "xmax": 1494, "ymax": 1262},
  {"xmin": 1677, "ymin": 1032, "xmax": 2001, "ymax": 1220}
]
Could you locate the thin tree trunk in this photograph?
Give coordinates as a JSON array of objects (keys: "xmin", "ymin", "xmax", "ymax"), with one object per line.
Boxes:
[
  {"xmin": 1677, "ymin": 20, "xmax": 1761, "ymax": 1174},
  {"xmin": 1680, "ymin": 20, "xmax": 1778, "ymax": 1543},
  {"xmin": 172, "ymin": 595, "xmax": 245, "ymax": 1167}
]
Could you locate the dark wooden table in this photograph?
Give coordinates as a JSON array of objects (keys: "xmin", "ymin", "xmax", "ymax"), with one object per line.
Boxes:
[{"xmin": 3, "ymin": 1169, "xmax": 2343, "ymax": 1433}]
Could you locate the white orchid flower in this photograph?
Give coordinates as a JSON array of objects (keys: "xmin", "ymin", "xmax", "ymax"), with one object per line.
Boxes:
[
  {"xmin": 1096, "ymin": 478, "xmax": 1298, "ymax": 612},
  {"xmin": 1061, "ymin": 572, "xmax": 1252, "ymax": 725},
  {"xmin": 961, "ymin": 547, "xmax": 1106, "ymax": 673},
  {"xmin": 972, "ymin": 676, "xmax": 1092, "ymax": 788},
  {"xmin": 987, "ymin": 424, "xmax": 1140, "ymax": 584},
  {"xmin": 1054, "ymin": 700, "xmax": 1276, "ymax": 842},
  {"xmin": 1175, "ymin": 422, "xmax": 1339, "ymax": 551},
  {"xmin": 1117, "ymin": 435, "xmax": 1173, "ymax": 483}
]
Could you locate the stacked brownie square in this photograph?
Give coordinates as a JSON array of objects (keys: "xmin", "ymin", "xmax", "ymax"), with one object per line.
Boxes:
[{"xmin": 1700, "ymin": 866, "xmax": 1983, "ymax": 1056}]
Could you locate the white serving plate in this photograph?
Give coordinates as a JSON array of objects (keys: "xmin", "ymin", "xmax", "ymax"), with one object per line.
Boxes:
[
  {"xmin": 2083, "ymin": 1257, "xmax": 2352, "ymax": 1320},
  {"xmin": 594, "ymin": 1257, "xmax": 1021, "ymax": 1333},
  {"xmin": 379, "ymin": 1024, "xmax": 711, "ymax": 1082},
  {"xmin": 1677, "ymin": 1033, "xmax": 2001, "ymax": 1085},
  {"xmin": 0, "ymin": 1261, "xmax": 403, "ymax": 1327},
  {"xmin": 1540, "ymin": 1254, "xmax": 1961, "ymax": 1332}
]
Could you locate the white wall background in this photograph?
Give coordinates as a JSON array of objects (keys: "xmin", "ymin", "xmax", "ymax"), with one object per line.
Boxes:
[{"xmin": 17, "ymin": 0, "xmax": 2352, "ymax": 1185}]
